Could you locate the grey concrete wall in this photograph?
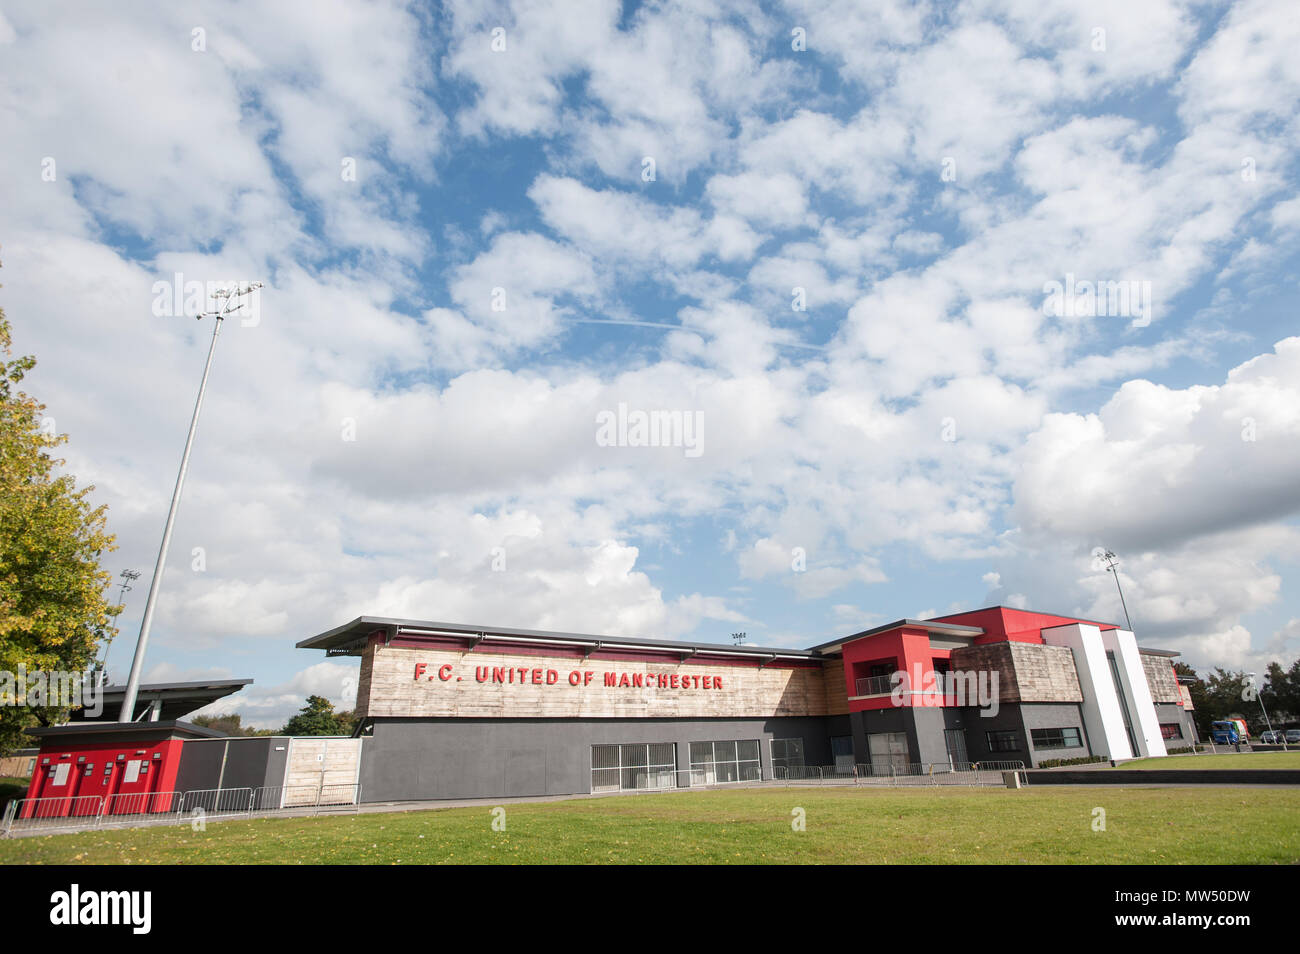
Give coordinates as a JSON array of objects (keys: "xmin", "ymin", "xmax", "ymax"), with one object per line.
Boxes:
[
  {"xmin": 850, "ymin": 707, "xmax": 913, "ymax": 764},
  {"xmin": 909, "ymin": 708, "xmax": 952, "ymax": 764},
  {"xmin": 1154, "ymin": 703, "xmax": 1198, "ymax": 746},
  {"xmin": 174, "ymin": 736, "xmax": 293, "ymax": 792},
  {"xmin": 1019, "ymin": 703, "xmax": 1091, "ymax": 766},
  {"xmin": 357, "ymin": 716, "xmax": 838, "ymax": 802},
  {"xmin": 174, "ymin": 738, "xmax": 225, "ymax": 792},
  {"xmin": 949, "ymin": 702, "xmax": 1092, "ymax": 767},
  {"xmin": 849, "ymin": 707, "xmax": 959, "ymax": 765}
]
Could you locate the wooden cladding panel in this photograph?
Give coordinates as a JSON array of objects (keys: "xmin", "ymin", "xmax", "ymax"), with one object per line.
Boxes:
[
  {"xmin": 1141, "ymin": 653, "xmax": 1181, "ymax": 703},
  {"xmin": 822, "ymin": 657, "xmax": 850, "ymax": 715},
  {"xmin": 283, "ymin": 738, "xmax": 361, "ymax": 805},
  {"xmin": 948, "ymin": 641, "xmax": 1083, "ymax": 704},
  {"xmin": 360, "ymin": 644, "xmax": 837, "ymax": 719}
]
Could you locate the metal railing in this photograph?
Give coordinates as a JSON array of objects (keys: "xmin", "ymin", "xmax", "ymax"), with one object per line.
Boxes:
[
  {"xmin": 181, "ymin": 787, "xmax": 254, "ymax": 817},
  {"xmin": 3, "ymin": 794, "xmax": 104, "ymax": 833},
  {"xmin": 854, "ymin": 674, "xmax": 895, "ymax": 696},
  {"xmin": 3, "ymin": 782, "xmax": 362, "ymax": 837},
  {"xmin": 679, "ymin": 762, "xmax": 763, "ymax": 787},
  {"xmin": 770, "ymin": 761, "xmax": 1026, "ymax": 787},
  {"xmin": 256, "ymin": 783, "xmax": 363, "ymax": 810},
  {"xmin": 855, "ymin": 672, "xmax": 983, "ymax": 700},
  {"xmin": 105, "ymin": 790, "xmax": 181, "ymax": 816}
]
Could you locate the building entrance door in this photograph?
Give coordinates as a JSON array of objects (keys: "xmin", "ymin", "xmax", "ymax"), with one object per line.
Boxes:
[
  {"xmin": 944, "ymin": 729, "xmax": 968, "ymax": 766},
  {"xmin": 868, "ymin": 731, "xmax": 910, "ymax": 773}
]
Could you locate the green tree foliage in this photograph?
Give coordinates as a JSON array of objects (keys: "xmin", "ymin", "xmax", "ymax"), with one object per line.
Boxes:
[
  {"xmin": 282, "ymin": 695, "xmax": 355, "ymax": 736},
  {"xmin": 1261, "ymin": 659, "xmax": 1300, "ymax": 726},
  {"xmin": 0, "ymin": 271, "xmax": 117, "ymax": 754},
  {"xmin": 1180, "ymin": 661, "xmax": 1300, "ymax": 737}
]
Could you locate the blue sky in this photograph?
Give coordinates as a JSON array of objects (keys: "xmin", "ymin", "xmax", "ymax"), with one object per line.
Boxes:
[{"xmin": 1, "ymin": 0, "xmax": 1298, "ymax": 727}]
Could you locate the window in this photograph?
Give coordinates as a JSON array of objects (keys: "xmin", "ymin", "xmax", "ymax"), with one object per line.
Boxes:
[
  {"xmin": 590, "ymin": 743, "xmax": 676, "ymax": 793},
  {"xmin": 770, "ymin": 738, "xmax": 806, "ymax": 775},
  {"xmin": 1160, "ymin": 723, "xmax": 1183, "ymax": 740},
  {"xmin": 689, "ymin": 740, "xmax": 760, "ymax": 784},
  {"xmin": 1030, "ymin": 727, "xmax": 1083, "ymax": 750},
  {"xmin": 985, "ymin": 730, "xmax": 1021, "ymax": 753}
]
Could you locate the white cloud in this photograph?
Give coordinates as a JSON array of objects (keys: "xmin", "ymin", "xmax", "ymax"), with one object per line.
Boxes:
[{"xmin": 1013, "ymin": 338, "xmax": 1300, "ymax": 549}]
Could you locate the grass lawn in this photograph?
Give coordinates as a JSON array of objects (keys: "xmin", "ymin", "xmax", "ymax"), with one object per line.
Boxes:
[
  {"xmin": 2, "ymin": 786, "xmax": 1298, "ymax": 865},
  {"xmin": 1114, "ymin": 752, "xmax": 1300, "ymax": 770}
]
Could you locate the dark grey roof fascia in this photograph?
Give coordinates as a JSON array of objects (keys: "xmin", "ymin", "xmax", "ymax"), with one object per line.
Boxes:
[{"xmin": 297, "ymin": 616, "xmax": 820, "ymax": 658}]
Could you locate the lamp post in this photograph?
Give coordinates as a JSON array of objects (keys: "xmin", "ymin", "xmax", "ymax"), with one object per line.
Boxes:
[
  {"xmin": 117, "ymin": 283, "xmax": 261, "ymax": 723},
  {"xmin": 1247, "ymin": 671, "xmax": 1281, "ymax": 749},
  {"xmin": 1101, "ymin": 549, "xmax": 1134, "ymax": 631}
]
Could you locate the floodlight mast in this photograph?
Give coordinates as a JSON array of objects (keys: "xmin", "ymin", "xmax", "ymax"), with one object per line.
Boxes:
[
  {"xmin": 1102, "ymin": 549, "xmax": 1134, "ymax": 632},
  {"xmin": 117, "ymin": 283, "xmax": 262, "ymax": 723},
  {"xmin": 96, "ymin": 568, "xmax": 141, "ymax": 675}
]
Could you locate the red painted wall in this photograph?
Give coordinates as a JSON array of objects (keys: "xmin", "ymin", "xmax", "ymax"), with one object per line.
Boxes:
[
  {"xmin": 24, "ymin": 737, "xmax": 185, "ymax": 816},
  {"xmin": 838, "ymin": 607, "xmax": 1122, "ymax": 712},
  {"xmin": 930, "ymin": 607, "xmax": 1118, "ymax": 645},
  {"xmin": 841, "ymin": 626, "xmax": 938, "ymax": 712}
]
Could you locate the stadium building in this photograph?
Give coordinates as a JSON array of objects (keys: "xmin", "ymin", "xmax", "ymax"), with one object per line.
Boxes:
[
  {"xmin": 18, "ymin": 605, "xmax": 1198, "ymax": 811},
  {"xmin": 297, "ymin": 605, "xmax": 1197, "ymax": 800}
]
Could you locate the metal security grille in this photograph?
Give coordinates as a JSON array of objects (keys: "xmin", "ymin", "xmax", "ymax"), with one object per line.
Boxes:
[
  {"xmin": 590, "ymin": 743, "xmax": 677, "ymax": 793},
  {"xmin": 868, "ymin": 731, "xmax": 911, "ymax": 772},
  {"xmin": 771, "ymin": 738, "xmax": 806, "ymax": 773},
  {"xmin": 688, "ymin": 740, "xmax": 761, "ymax": 784}
]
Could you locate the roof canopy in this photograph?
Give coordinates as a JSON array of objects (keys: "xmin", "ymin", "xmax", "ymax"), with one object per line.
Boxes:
[{"xmin": 72, "ymin": 678, "xmax": 252, "ymax": 723}]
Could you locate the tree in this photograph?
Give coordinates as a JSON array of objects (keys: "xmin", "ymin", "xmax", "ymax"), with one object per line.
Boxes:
[
  {"xmin": 0, "ymin": 266, "xmax": 118, "ymax": 754},
  {"xmin": 1261, "ymin": 659, "xmax": 1300, "ymax": 727},
  {"xmin": 282, "ymin": 695, "xmax": 354, "ymax": 736}
]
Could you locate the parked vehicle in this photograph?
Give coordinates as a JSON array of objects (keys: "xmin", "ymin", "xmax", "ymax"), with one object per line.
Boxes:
[
  {"xmin": 1211, "ymin": 719, "xmax": 1250, "ymax": 744},
  {"xmin": 1260, "ymin": 730, "xmax": 1284, "ymax": 744},
  {"xmin": 1286, "ymin": 729, "xmax": 1300, "ymax": 744}
]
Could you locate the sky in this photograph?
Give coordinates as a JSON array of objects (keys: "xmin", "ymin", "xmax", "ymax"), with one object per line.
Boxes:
[{"xmin": 1, "ymin": 0, "xmax": 1297, "ymax": 729}]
